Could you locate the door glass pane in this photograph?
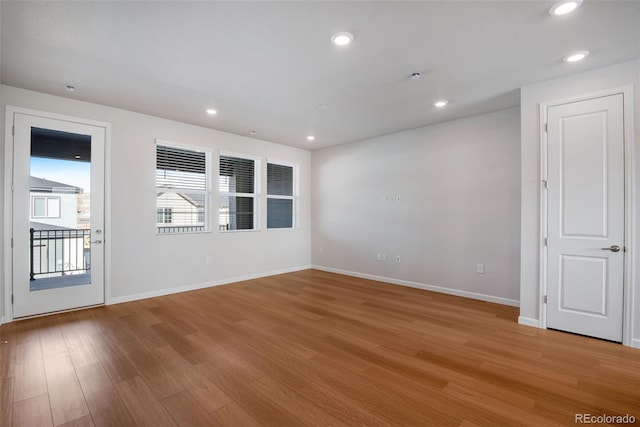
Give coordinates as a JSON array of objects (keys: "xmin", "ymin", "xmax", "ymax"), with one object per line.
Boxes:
[{"xmin": 29, "ymin": 127, "xmax": 92, "ymax": 291}]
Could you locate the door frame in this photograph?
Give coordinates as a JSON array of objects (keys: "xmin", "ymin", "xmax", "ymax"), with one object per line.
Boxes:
[
  {"xmin": 3, "ymin": 106, "xmax": 112, "ymax": 323},
  {"xmin": 538, "ymin": 86, "xmax": 636, "ymax": 347}
]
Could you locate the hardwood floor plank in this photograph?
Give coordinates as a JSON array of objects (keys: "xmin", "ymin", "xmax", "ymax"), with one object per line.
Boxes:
[
  {"xmin": 86, "ymin": 334, "xmax": 138, "ymax": 384},
  {"xmin": 75, "ymin": 362, "xmax": 135, "ymax": 427},
  {"xmin": 39, "ymin": 317, "xmax": 68, "ymax": 357},
  {"xmin": 114, "ymin": 376, "xmax": 177, "ymax": 427},
  {"xmin": 58, "ymin": 414, "xmax": 95, "ymax": 427},
  {"xmin": 209, "ymin": 402, "xmax": 262, "ymax": 427},
  {"xmin": 67, "ymin": 342, "xmax": 100, "ymax": 370},
  {"xmin": 125, "ymin": 346, "xmax": 184, "ymax": 400},
  {"xmin": 0, "ymin": 324, "xmax": 17, "ymax": 379},
  {"xmin": 1, "ymin": 377, "xmax": 14, "ymax": 427},
  {"xmin": 42, "ymin": 353, "xmax": 90, "ymax": 426},
  {"xmin": 13, "ymin": 340, "xmax": 48, "ymax": 402},
  {"xmin": 160, "ymin": 390, "xmax": 216, "ymax": 426},
  {"xmin": 298, "ymin": 381, "xmax": 392, "ymax": 427},
  {"xmin": 12, "ymin": 393, "xmax": 53, "ymax": 427},
  {"xmin": 249, "ymin": 376, "xmax": 348, "ymax": 426},
  {"xmin": 196, "ymin": 359, "xmax": 305, "ymax": 426},
  {"xmin": 155, "ymin": 345, "xmax": 232, "ymax": 413}
]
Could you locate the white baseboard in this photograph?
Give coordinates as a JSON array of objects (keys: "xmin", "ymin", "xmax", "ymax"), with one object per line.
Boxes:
[
  {"xmin": 311, "ymin": 265, "xmax": 520, "ymax": 307},
  {"xmin": 108, "ymin": 264, "xmax": 312, "ymax": 305},
  {"xmin": 0, "ymin": 316, "xmax": 7, "ymax": 325},
  {"xmin": 518, "ymin": 316, "xmax": 541, "ymax": 328},
  {"xmin": 631, "ymin": 339, "xmax": 640, "ymax": 350}
]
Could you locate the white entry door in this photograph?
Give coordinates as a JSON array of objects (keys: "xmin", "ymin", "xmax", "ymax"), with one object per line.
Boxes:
[
  {"xmin": 12, "ymin": 112, "xmax": 106, "ymax": 318},
  {"xmin": 546, "ymin": 94, "xmax": 624, "ymax": 342}
]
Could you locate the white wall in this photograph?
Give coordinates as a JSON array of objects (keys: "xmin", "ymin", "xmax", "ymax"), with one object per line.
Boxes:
[
  {"xmin": 311, "ymin": 108, "xmax": 521, "ymax": 305},
  {"xmin": 519, "ymin": 60, "xmax": 639, "ymax": 346},
  {"xmin": 1, "ymin": 85, "xmax": 311, "ymax": 320}
]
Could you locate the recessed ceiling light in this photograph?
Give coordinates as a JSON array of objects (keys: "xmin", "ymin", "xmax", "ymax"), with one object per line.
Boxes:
[
  {"xmin": 410, "ymin": 72, "xmax": 422, "ymax": 80},
  {"xmin": 564, "ymin": 50, "xmax": 589, "ymax": 62},
  {"xmin": 250, "ymin": 130, "xmax": 257, "ymax": 135},
  {"xmin": 331, "ymin": 32, "xmax": 354, "ymax": 46},
  {"xmin": 549, "ymin": 0, "xmax": 582, "ymax": 16},
  {"xmin": 206, "ymin": 109, "xmax": 217, "ymax": 115},
  {"xmin": 434, "ymin": 100, "xmax": 449, "ymax": 108},
  {"xmin": 306, "ymin": 135, "xmax": 316, "ymax": 141},
  {"xmin": 65, "ymin": 85, "xmax": 76, "ymax": 92}
]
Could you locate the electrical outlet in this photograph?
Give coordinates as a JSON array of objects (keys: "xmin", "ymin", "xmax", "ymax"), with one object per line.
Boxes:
[
  {"xmin": 477, "ymin": 263, "xmax": 484, "ymax": 274},
  {"xmin": 396, "ymin": 195, "xmax": 402, "ymax": 202},
  {"xmin": 381, "ymin": 253, "xmax": 386, "ymax": 261},
  {"xmin": 395, "ymin": 255, "xmax": 401, "ymax": 263},
  {"xmin": 205, "ymin": 255, "xmax": 212, "ymax": 265}
]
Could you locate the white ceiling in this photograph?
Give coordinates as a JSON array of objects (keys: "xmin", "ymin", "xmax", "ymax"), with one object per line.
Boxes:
[{"xmin": 1, "ymin": 1, "xmax": 638, "ymax": 150}]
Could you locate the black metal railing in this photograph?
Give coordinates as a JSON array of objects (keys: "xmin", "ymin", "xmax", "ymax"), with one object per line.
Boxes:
[
  {"xmin": 30, "ymin": 228, "xmax": 91, "ymax": 280},
  {"xmin": 157, "ymin": 225, "xmax": 205, "ymax": 234}
]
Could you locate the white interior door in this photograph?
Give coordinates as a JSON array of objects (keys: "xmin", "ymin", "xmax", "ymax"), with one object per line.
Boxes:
[
  {"xmin": 12, "ymin": 112, "xmax": 105, "ymax": 318},
  {"xmin": 546, "ymin": 94, "xmax": 624, "ymax": 342}
]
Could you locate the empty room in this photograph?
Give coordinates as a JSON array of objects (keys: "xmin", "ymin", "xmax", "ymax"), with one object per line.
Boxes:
[{"xmin": 1, "ymin": 1, "xmax": 639, "ymax": 426}]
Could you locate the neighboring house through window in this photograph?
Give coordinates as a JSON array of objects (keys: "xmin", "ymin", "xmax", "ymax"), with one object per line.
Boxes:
[
  {"xmin": 29, "ymin": 176, "xmax": 82, "ymax": 229},
  {"xmin": 156, "ymin": 141, "xmax": 211, "ymax": 234}
]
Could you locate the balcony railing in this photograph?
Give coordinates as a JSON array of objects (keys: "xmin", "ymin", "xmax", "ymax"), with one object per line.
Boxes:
[
  {"xmin": 30, "ymin": 228, "xmax": 91, "ymax": 281},
  {"xmin": 157, "ymin": 225, "xmax": 205, "ymax": 234}
]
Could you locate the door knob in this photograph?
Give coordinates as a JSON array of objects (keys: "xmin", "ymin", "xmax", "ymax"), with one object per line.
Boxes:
[{"xmin": 601, "ymin": 245, "xmax": 621, "ymax": 252}]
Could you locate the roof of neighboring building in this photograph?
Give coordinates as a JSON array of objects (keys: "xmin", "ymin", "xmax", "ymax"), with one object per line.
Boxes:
[
  {"xmin": 30, "ymin": 176, "xmax": 82, "ymax": 194},
  {"xmin": 29, "ymin": 221, "xmax": 76, "ymax": 231}
]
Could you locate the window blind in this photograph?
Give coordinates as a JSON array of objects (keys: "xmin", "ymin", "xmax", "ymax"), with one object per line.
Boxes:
[
  {"xmin": 267, "ymin": 163, "xmax": 293, "ymax": 196},
  {"xmin": 156, "ymin": 145, "xmax": 207, "ymax": 191},
  {"xmin": 267, "ymin": 163, "xmax": 295, "ymax": 229},
  {"xmin": 219, "ymin": 156, "xmax": 255, "ymax": 194}
]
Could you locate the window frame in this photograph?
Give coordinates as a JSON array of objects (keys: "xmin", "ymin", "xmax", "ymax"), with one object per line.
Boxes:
[
  {"xmin": 32, "ymin": 196, "xmax": 61, "ymax": 219},
  {"xmin": 156, "ymin": 207, "xmax": 173, "ymax": 224},
  {"xmin": 266, "ymin": 159, "xmax": 299, "ymax": 230},
  {"xmin": 155, "ymin": 139, "xmax": 212, "ymax": 235},
  {"xmin": 218, "ymin": 151, "xmax": 261, "ymax": 232}
]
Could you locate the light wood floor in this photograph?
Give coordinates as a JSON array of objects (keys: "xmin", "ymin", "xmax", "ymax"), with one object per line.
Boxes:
[{"xmin": 1, "ymin": 269, "xmax": 638, "ymax": 426}]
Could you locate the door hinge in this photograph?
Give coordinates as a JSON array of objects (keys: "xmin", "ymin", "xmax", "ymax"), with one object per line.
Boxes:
[
  {"xmin": 544, "ymin": 237, "xmax": 548, "ymax": 246},
  {"xmin": 10, "ymin": 238, "xmax": 13, "ymax": 249},
  {"xmin": 543, "ymin": 295, "xmax": 548, "ymax": 304},
  {"xmin": 545, "ymin": 123, "xmax": 548, "ymax": 133},
  {"xmin": 11, "ymin": 125, "xmax": 15, "ymax": 136},
  {"xmin": 542, "ymin": 179, "xmax": 548, "ymax": 190},
  {"xmin": 11, "ymin": 295, "xmax": 13, "ymax": 304}
]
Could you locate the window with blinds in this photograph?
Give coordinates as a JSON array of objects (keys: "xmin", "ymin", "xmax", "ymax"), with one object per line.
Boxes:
[
  {"xmin": 219, "ymin": 155, "xmax": 258, "ymax": 231},
  {"xmin": 267, "ymin": 162, "xmax": 296, "ymax": 229},
  {"xmin": 156, "ymin": 141, "xmax": 210, "ymax": 234}
]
